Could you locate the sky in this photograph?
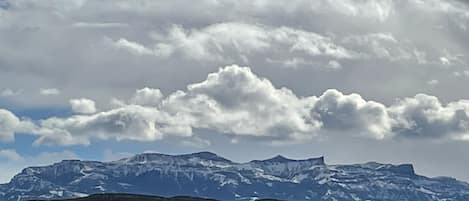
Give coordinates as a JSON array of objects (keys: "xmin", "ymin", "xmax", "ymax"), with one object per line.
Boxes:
[{"xmin": 1, "ymin": 0, "xmax": 469, "ymax": 183}]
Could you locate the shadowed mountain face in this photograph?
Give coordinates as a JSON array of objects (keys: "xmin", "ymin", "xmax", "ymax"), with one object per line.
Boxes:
[{"xmin": 1, "ymin": 152, "xmax": 469, "ymax": 201}]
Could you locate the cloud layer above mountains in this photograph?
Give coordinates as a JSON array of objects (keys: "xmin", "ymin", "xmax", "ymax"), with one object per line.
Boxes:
[
  {"xmin": 1, "ymin": 0, "xmax": 469, "ymax": 183},
  {"xmin": 2, "ymin": 65, "xmax": 469, "ymax": 146}
]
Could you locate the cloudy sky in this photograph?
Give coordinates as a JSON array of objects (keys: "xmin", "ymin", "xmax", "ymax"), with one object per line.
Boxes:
[{"xmin": 1, "ymin": 0, "xmax": 469, "ymax": 183}]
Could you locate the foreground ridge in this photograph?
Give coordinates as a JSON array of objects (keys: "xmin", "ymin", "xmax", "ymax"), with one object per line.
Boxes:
[{"xmin": 1, "ymin": 152, "xmax": 469, "ymax": 201}]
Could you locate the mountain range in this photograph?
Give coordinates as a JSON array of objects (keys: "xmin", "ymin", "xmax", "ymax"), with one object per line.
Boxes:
[{"xmin": 1, "ymin": 152, "xmax": 469, "ymax": 201}]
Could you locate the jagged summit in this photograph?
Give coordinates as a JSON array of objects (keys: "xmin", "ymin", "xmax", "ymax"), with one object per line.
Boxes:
[{"xmin": 260, "ymin": 155, "xmax": 292, "ymax": 163}]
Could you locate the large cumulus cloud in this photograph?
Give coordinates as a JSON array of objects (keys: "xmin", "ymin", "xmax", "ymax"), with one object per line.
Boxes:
[
  {"xmin": 27, "ymin": 65, "xmax": 321, "ymax": 145},
  {"xmin": 389, "ymin": 94, "xmax": 469, "ymax": 140},
  {"xmin": 2, "ymin": 65, "xmax": 469, "ymax": 146},
  {"xmin": 312, "ymin": 89, "xmax": 392, "ymax": 139}
]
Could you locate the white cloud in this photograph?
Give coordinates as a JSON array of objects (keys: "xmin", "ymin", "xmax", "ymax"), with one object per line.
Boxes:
[
  {"xmin": 0, "ymin": 149, "xmax": 23, "ymax": 161},
  {"xmin": 111, "ymin": 38, "xmax": 156, "ymax": 56},
  {"xmin": 39, "ymin": 88, "xmax": 60, "ymax": 96},
  {"xmin": 169, "ymin": 65, "xmax": 320, "ymax": 141},
  {"xmin": 31, "ymin": 105, "xmax": 168, "ymax": 146},
  {"xmin": 312, "ymin": 89, "xmax": 392, "ymax": 139},
  {"xmin": 129, "ymin": 87, "xmax": 164, "ymax": 107},
  {"xmin": 4, "ymin": 65, "xmax": 467, "ymax": 146},
  {"xmin": 0, "ymin": 109, "xmax": 20, "ymax": 142},
  {"xmin": 440, "ymin": 57, "xmax": 451, "ymax": 65},
  {"xmin": 111, "ymin": 23, "xmax": 355, "ymax": 66},
  {"xmin": 28, "ymin": 65, "xmax": 320, "ymax": 145},
  {"xmin": 341, "ymin": 32, "xmax": 418, "ymax": 62},
  {"xmin": 69, "ymin": 98, "xmax": 97, "ymax": 114},
  {"xmin": 389, "ymin": 94, "xmax": 469, "ymax": 140}
]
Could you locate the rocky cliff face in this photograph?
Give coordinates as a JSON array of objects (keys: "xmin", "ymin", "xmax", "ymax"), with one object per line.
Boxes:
[{"xmin": 1, "ymin": 152, "xmax": 469, "ymax": 201}]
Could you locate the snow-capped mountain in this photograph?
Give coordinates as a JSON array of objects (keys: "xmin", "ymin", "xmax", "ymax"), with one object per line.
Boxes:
[{"xmin": 1, "ymin": 152, "xmax": 469, "ymax": 201}]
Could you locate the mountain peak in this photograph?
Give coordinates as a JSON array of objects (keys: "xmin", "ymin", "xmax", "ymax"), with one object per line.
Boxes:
[
  {"xmin": 181, "ymin": 151, "xmax": 232, "ymax": 163},
  {"xmin": 250, "ymin": 155, "xmax": 325, "ymax": 165},
  {"xmin": 264, "ymin": 155, "xmax": 292, "ymax": 162}
]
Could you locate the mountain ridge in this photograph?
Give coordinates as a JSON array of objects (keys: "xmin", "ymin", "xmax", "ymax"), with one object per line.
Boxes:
[{"xmin": 1, "ymin": 152, "xmax": 469, "ymax": 201}]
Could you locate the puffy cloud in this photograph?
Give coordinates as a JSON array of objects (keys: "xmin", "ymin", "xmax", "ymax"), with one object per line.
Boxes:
[
  {"xmin": 389, "ymin": 94, "xmax": 469, "ymax": 140},
  {"xmin": 163, "ymin": 65, "xmax": 320, "ymax": 141},
  {"xmin": 28, "ymin": 65, "xmax": 320, "ymax": 145},
  {"xmin": 0, "ymin": 109, "xmax": 20, "ymax": 142},
  {"xmin": 8, "ymin": 65, "xmax": 469, "ymax": 146},
  {"xmin": 69, "ymin": 98, "xmax": 97, "ymax": 114},
  {"xmin": 31, "ymin": 105, "xmax": 187, "ymax": 146},
  {"xmin": 312, "ymin": 89, "xmax": 392, "ymax": 139},
  {"xmin": 129, "ymin": 87, "xmax": 164, "ymax": 107}
]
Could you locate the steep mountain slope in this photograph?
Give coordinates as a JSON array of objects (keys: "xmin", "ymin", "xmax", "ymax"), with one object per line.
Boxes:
[{"xmin": 1, "ymin": 152, "xmax": 469, "ymax": 201}]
